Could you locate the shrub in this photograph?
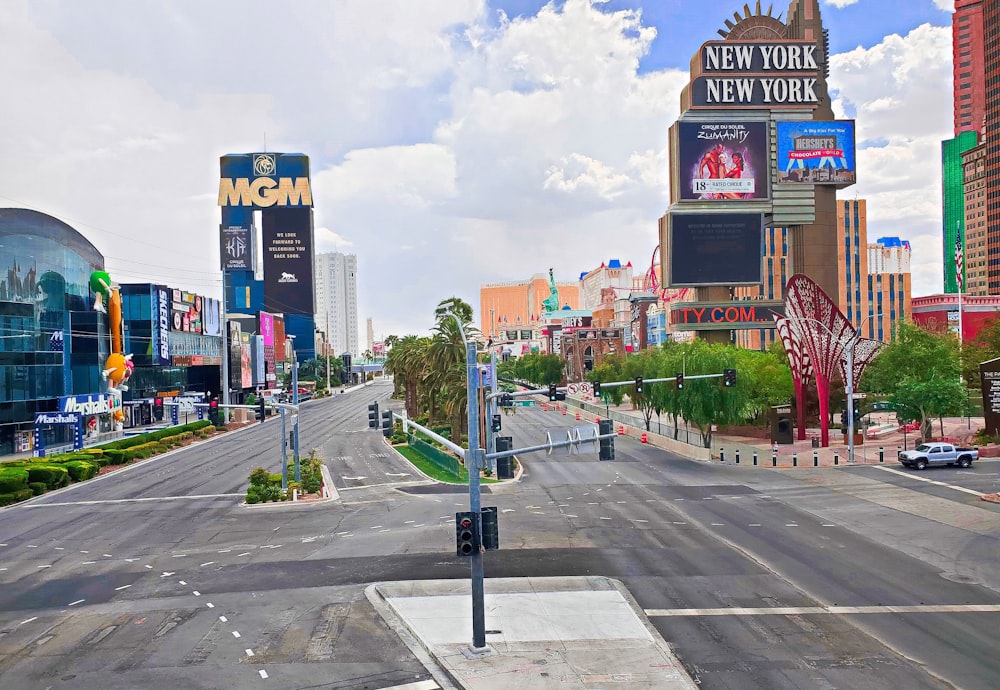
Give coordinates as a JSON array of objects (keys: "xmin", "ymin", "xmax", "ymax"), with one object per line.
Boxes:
[
  {"xmin": 248, "ymin": 467, "xmax": 270, "ymax": 487},
  {"xmin": 62, "ymin": 460, "xmax": 99, "ymax": 482},
  {"xmin": 302, "ymin": 475, "xmax": 322, "ymax": 494},
  {"xmin": 245, "ymin": 486, "xmax": 262, "ymax": 504},
  {"xmin": 0, "ymin": 469, "xmax": 29, "ymax": 494},
  {"xmin": 0, "ymin": 488, "xmax": 34, "ymax": 507},
  {"xmin": 26, "ymin": 464, "xmax": 69, "ymax": 489},
  {"xmin": 103, "ymin": 449, "xmax": 127, "ymax": 465},
  {"xmin": 28, "ymin": 482, "xmax": 47, "ymax": 496},
  {"xmin": 286, "ymin": 481, "xmax": 302, "ymax": 500},
  {"xmin": 268, "ymin": 473, "xmax": 282, "ymax": 485}
]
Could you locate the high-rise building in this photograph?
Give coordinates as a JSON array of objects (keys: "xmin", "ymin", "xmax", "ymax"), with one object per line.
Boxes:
[
  {"xmin": 985, "ymin": 0, "xmax": 1000, "ymax": 293},
  {"xmin": 953, "ymin": 0, "xmax": 987, "ymax": 137},
  {"xmin": 943, "ymin": 131, "xmax": 979, "ymax": 293},
  {"xmin": 313, "ymin": 252, "xmax": 358, "ymax": 357},
  {"xmin": 962, "ymin": 137, "xmax": 988, "ymax": 295}
]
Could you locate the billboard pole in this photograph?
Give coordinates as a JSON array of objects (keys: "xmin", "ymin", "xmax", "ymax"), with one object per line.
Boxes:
[{"xmin": 220, "ymin": 272, "xmax": 230, "ymax": 415}]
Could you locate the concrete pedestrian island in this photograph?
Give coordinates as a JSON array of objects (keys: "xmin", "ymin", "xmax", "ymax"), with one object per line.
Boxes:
[{"xmin": 368, "ymin": 576, "xmax": 698, "ymax": 690}]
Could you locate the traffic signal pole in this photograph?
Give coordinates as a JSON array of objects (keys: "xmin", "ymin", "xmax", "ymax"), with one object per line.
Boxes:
[{"xmin": 462, "ymin": 338, "xmax": 489, "ymax": 654}]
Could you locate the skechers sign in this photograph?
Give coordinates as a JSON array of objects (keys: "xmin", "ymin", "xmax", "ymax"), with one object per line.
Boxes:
[
  {"xmin": 156, "ymin": 285, "xmax": 171, "ymax": 366},
  {"xmin": 218, "ymin": 153, "xmax": 313, "ymax": 208},
  {"xmin": 59, "ymin": 394, "xmax": 122, "ymax": 415}
]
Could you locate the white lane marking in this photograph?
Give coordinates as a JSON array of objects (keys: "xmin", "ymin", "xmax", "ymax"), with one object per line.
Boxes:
[
  {"xmin": 635, "ymin": 519, "xmax": 649, "ymax": 523},
  {"xmin": 711, "ymin": 523, "xmax": 725, "ymax": 526},
  {"xmin": 38, "ymin": 565, "xmax": 51, "ymax": 569},
  {"xmin": 171, "ymin": 554, "xmax": 187, "ymax": 558},
  {"xmin": 115, "ymin": 584, "xmax": 132, "ymax": 591},
  {"xmin": 218, "ymin": 549, "xmax": 232, "ymax": 553},
  {"xmin": 22, "ymin": 494, "xmax": 245, "ymax": 507},
  {"xmin": 749, "ymin": 523, "xmax": 761, "ymax": 527},
  {"xmin": 80, "ymin": 550, "xmax": 88, "ymax": 553},
  {"xmin": 822, "ymin": 524, "xmax": 836, "ymax": 527},
  {"xmin": 207, "ymin": 603, "xmax": 215, "ymax": 608},
  {"xmin": 19, "ymin": 617, "xmax": 38, "ymax": 625},
  {"xmin": 200, "ymin": 562, "xmax": 215, "ymax": 567},
  {"xmin": 412, "ymin": 524, "xmax": 425, "ymax": 528},
  {"xmin": 245, "ymin": 648, "xmax": 254, "ymax": 656},
  {"xmin": 645, "ymin": 604, "xmax": 1000, "ymax": 617},
  {"xmin": 875, "ymin": 466, "xmax": 985, "ymax": 496},
  {"xmin": 273, "ymin": 527, "xmax": 280, "ymax": 532},
  {"xmin": 27, "ymin": 545, "xmax": 37, "ymax": 548},
  {"xmin": 179, "ymin": 580, "xmax": 187, "ymax": 585},
  {"xmin": 379, "ymin": 529, "xmax": 391, "ymax": 532},
  {"xmin": 82, "ymin": 561, "xmax": 96, "ymax": 565},
  {"xmin": 219, "ymin": 616, "xmax": 228, "ymax": 622},
  {"xmin": 258, "ymin": 669, "xmax": 267, "ymax": 678},
  {"xmin": 232, "ymin": 630, "xmax": 241, "ymax": 638},
  {"xmin": 382, "ymin": 681, "xmax": 441, "ymax": 690},
  {"xmin": 702, "ymin": 497, "xmax": 714, "ymax": 500},
  {"xmin": 0, "ymin": 567, "xmax": 6, "ymax": 571},
  {"xmin": 261, "ymin": 545, "xmax": 282, "ymax": 549},
  {"xmin": 68, "ymin": 599, "xmax": 85, "ymax": 606},
  {"xmin": 674, "ymin": 498, "xmax": 685, "ymax": 501},
  {"xmin": 566, "ymin": 514, "xmax": 578, "ymax": 518},
  {"xmin": 160, "ymin": 572, "xmax": 175, "ymax": 578},
  {"xmin": 102, "ymin": 554, "xmax": 113, "ymax": 558},
  {"xmin": 599, "ymin": 517, "xmax": 613, "ymax": 520},
  {"xmin": 124, "ymin": 558, "xmax": 139, "ymax": 562},
  {"xmin": 672, "ymin": 522, "xmax": 687, "ymax": 525},
  {"xmin": 558, "ymin": 504, "xmax": 570, "ymax": 507},
  {"xmin": 238, "ymin": 552, "xmax": 251, "ymax": 557},
  {"xmin": 502, "ymin": 509, "xmax": 516, "ymax": 513},
  {"xmin": 193, "ymin": 591, "xmax": 201, "ymax": 596},
  {"xmin": 144, "ymin": 565, "xmax": 153, "ymax": 569},
  {"xmin": 786, "ymin": 524, "xmax": 799, "ymax": 527},
  {"xmin": 404, "ymin": 520, "xmax": 415, "ymax": 524},
  {"xmin": 337, "ymin": 531, "xmax": 351, "ymax": 536},
  {"xmin": 370, "ymin": 525, "xmax": 383, "ymax": 529},
  {"xmin": 54, "ymin": 547, "xmax": 64, "ymax": 550},
  {"xmin": 0, "ymin": 543, "xmax": 6, "ymax": 546},
  {"xmin": 645, "ymin": 499, "xmax": 656, "ymax": 502}
]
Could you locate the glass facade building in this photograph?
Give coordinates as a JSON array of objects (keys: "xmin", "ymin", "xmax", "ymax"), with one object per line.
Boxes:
[
  {"xmin": 942, "ymin": 131, "xmax": 978, "ymax": 293},
  {"xmin": 0, "ymin": 208, "xmax": 105, "ymax": 454}
]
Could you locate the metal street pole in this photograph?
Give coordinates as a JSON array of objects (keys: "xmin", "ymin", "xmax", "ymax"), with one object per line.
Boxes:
[
  {"xmin": 280, "ymin": 407, "xmax": 288, "ymax": 490},
  {"xmin": 292, "ymin": 343, "xmax": 301, "ymax": 482},
  {"xmin": 220, "ymin": 273, "xmax": 230, "ymax": 416},
  {"xmin": 326, "ymin": 310, "xmax": 331, "ymax": 391},
  {"xmin": 463, "ymin": 337, "xmax": 487, "ymax": 653},
  {"xmin": 485, "ymin": 352, "xmax": 497, "ymax": 472}
]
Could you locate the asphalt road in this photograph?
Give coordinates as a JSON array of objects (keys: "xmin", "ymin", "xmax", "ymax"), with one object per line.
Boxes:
[{"xmin": 2, "ymin": 384, "xmax": 999, "ymax": 689}]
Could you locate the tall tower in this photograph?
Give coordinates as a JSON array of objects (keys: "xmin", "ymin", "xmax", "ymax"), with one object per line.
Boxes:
[
  {"xmin": 986, "ymin": 0, "xmax": 1000, "ymax": 293},
  {"xmin": 313, "ymin": 252, "xmax": 359, "ymax": 357}
]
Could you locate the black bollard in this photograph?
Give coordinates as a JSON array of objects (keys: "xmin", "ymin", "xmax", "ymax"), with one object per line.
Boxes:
[
  {"xmin": 793, "ymin": 454, "xmax": 798, "ymax": 467},
  {"xmin": 772, "ymin": 453, "xmax": 777, "ymax": 467},
  {"xmin": 753, "ymin": 451, "xmax": 758, "ymax": 466},
  {"xmin": 735, "ymin": 449, "xmax": 741, "ymax": 464},
  {"xmin": 833, "ymin": 453, "xmax": 839, "ymax": 466},
  {"xmin": 879, "ymin": 446, "xmax": 884, "ymax": 463},
  {"xmin": 720, "ymin": 448, "xmax": 725, "ymax": 462},
  {"xmin": 813, "ymin": 451, "xmax": 819, "ymax": 467}
]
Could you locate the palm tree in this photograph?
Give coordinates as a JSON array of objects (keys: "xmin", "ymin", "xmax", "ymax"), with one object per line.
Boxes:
[
  {"xmin": 426, "ymin": 298, "xmax": 481, "ymax": 441},
  {"xmin": 383, "ymin": 335, "xmax": 429, "ymax": 416}
]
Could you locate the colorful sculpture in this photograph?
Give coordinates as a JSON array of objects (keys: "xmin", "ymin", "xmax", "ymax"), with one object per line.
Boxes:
[
  {"xmin": 89, "ymin": 270, "xmax": 112, "ymax": 313},
  {"xmin": 91, "ymin": 270, "xmax": 133, "ymax": 395}
]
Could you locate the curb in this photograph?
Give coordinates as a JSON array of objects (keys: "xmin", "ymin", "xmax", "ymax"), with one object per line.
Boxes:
[{"xmin": 364, "ymin": 583, "xmax": 460, "ymax": 690}]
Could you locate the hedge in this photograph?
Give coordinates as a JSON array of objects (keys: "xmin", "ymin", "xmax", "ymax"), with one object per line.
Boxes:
[
  {"xmin": 97, "ymin": 421, "xmax": 211, "ymax": 451},
  {"xmin": 26, "ymin": 465, "xmax": 70, "ymax": 489},
  {"xmin": 0, "ymin": 469, "xmax": 29, "ymax": 494},
  {"xmin": 28, "ymin": 481, "xmax": 47, "ymax": 496},
  {"xmin": 62, "ymin": 460, "xmax": 99, "ymax": 482},
  {"xmin": 0, "ymin": 488, "xmax": 34, "ymax": 507}
]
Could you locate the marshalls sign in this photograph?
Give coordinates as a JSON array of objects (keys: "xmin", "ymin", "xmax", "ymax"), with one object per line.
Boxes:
[{"xmin": 688, "ymin": 41, "xmax": 822, "ymax": 108}]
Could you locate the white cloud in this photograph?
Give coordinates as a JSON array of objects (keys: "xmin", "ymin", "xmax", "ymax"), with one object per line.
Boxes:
[
  {"xmin": 829, "ymin": 23, "xmax": 953, "ymax": 297},
  {"xmin": 933, "ymin": 0, "xmax": 955, "ymax": 11},
  {"xmin": 824, "ymin": 0, "xmax": 861, "ymax": 7}
]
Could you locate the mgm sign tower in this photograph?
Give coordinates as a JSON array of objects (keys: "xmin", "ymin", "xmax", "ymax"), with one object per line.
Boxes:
[{"xmin": 660, "ymin": 0, "xmax": 857, "ymax": 341}]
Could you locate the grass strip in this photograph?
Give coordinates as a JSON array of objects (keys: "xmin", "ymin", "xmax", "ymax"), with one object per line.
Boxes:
[{"xmin": 393, "ymin": 444, "xmax": 499, "ymax": 484}]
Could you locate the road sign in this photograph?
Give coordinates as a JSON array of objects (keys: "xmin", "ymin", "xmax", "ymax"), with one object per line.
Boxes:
[
  {"xmin": 852, "ymin": 393, "xmax": 867, "ymax": 399},
  {"xmin": 514, "ymin": 400, "xmax": 534, "ymax": 407}
]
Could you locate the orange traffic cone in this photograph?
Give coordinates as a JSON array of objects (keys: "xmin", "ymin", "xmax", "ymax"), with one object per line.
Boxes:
[
  {"xmin": 641, "ymin": 432, "xmax": 648, "ymax": 444},
  {"xmin": 617, "ymin": 425, "xmax": 624, "ymax": 435}
]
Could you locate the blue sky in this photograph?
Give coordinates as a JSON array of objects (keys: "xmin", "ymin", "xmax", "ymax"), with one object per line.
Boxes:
[{"xmin": 0, "ymin": 0, "xmax": 958, "ymax": 339}]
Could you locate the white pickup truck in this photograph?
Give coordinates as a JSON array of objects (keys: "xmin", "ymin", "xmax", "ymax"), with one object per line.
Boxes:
[{"xmin": 898, "ymin": 443, "xmax": 978, "ymax": 470}]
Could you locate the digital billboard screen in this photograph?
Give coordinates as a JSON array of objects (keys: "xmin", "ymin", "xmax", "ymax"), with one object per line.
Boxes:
[
  {"xmin": 677, "ymin": 121, "xmax": 769, "ymax": 201},
  {"xmin": 668, "ymin": 213, "xmax": 763, "ymax": 287},
  {"xmin": 776, "ymin": 120, "xmax": 856, "ymax": 185},
  {"xmin": 262, "ymin": 206, "xmax": 315, "ymax": 315},
  {"xmin": 220, "ymin": 225, "xmax": 252, "ymax": 270}
]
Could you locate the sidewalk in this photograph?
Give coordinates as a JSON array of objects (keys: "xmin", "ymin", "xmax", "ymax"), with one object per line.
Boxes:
[
  {"xmin": 557, "ymin": 397, "xmax": 987, "ymax": 468},
  {"xmin": 368, "ymin": 577, "xmax": 698, "ymax": 690}
]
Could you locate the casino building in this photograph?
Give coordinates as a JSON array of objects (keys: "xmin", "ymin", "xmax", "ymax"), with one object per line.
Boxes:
[{"xmin": 0, "ymin": 208, "xmax": 106, "ymax": 454}]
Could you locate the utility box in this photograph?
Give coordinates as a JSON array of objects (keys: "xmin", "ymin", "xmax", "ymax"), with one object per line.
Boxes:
[{"xmin": 770, "ymin": 405, "xmax": 794, "ymax": 445}]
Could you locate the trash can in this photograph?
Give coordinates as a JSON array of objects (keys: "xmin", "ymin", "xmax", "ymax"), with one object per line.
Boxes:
[{"xmin": 811, "ymin": 438, "xmax": 820, "ymax": 449}]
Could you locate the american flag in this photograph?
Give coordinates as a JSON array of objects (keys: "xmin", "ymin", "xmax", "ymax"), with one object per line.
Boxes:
[{"xmin": 955, "ymin": 236, "xmax": 964, "ymax": 293}]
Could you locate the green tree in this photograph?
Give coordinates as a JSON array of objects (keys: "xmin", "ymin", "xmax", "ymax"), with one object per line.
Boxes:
[{"xmin": 861, "ymin": 323, "xmax": 965, "ymax": 441}]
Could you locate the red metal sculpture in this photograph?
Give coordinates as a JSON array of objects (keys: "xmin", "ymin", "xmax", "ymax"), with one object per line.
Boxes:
[
  {"xmin": 774, "ymin": 315, "xmax": 813, "ymax": 440},
  {"xmin": 782, "ymin": 274, "xmax": 883, "ymax": 447}
]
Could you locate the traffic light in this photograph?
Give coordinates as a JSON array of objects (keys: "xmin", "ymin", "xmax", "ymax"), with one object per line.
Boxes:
[
  {"xmin": 548, "ymin": 383, "xmax": 557, "ymax": 402},
  {"xmin": 208, "ymin": 399, "xmax": 219, "ymax": 425},
  {"xmin": 480, "ymin": 507, "xmax": 499, "ymax": 551},
  {"xmin": 675, "ymin": 372, "xmax": 684, "ymax": 390},
  {"xmin": 496, "ymin": 437, "xmax": 514, "ymax": 479},
  {"xmin": 455, "ymin": 512, "xmax": 478, "ymax": 557},
  {"xmin": 258, "ymin": 398, "xmax": 266, "ymax": 423},
  {"xmin": 153, "ymin": 398, "xmax": 163, "ymax": 421},
  {"xmin": 634, "ymin": 376, "xmax": 643, "ymax": 394},
  {"xmin": 368, "ymin": 402, "xmax": 379, "ymax": 429},
  {"xmin": 491, "ymin": 414, "xmax": 502, "ymax": 433},
  {"xmin": 852, "ymin": 405, "xmax": 862, "ymax": 426},
  {"xmin": 381, "ymin": 409, "xmax": 393, "ymax": 438},
  {"xmin": 598, "ymin": 419, "xmax": 615, "ymax": 460},
  {"xmin": 592, "ymin": 381, "xmax": 602, "ymax": 397},
  {"xmin": 499, "ymin": 393, "xmax": 514, "ymax": 408},
  {"xmin": 840, "ymin": 408, "xmax": 848, "ymax": 432},
  {"xmin": 723, "ymin": 368, "xmax": 737, "ymax": 387}
]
